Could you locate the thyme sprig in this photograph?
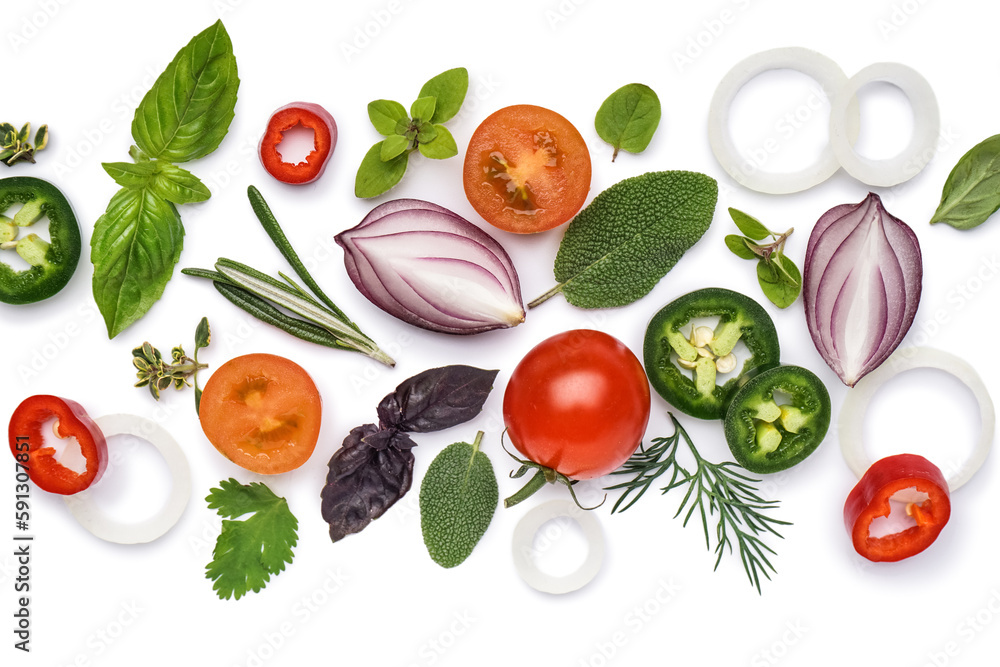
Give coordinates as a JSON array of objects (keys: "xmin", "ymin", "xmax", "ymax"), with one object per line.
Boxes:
[{"xmin": 607, "ymin": 413, "xmax": 789, "ymax": 593}]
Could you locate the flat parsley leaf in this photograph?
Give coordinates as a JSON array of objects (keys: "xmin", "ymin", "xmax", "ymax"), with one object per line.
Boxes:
[{"xmin": 205, "ymin": 478, "xmax": 298, "ymax": 600}]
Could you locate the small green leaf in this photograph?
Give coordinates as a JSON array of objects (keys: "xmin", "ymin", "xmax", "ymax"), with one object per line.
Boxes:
[
  {"xmin": 418, "ymin": 67, "xmax": 468, "ymax": 124},
  {"xmin": 929, "ymin": 134, "xmax": 1000, "ymax": 230},
  {"xmin": 594, "ymin": 83, "xmax": 661, "ymax": 161},
  {"xmin": 380, "ymin": 134, "xmax": 410, "ymax": 162},
  {"xmin": 355, "ymin": 141, "xmax": 408, "ymax": 198},
  {"xmin": 368, "ymin": 99, "xmax": 409, "ymax": 136},
  {"xmin": 418, "ymin": 125, "xmax": 457, "ymax": 160},
  {"xmin": 17, "ymin": 123, "xmax": 30, "ymax": 144},
  {"xmin": 728, "ymin": 207, "xmax": 771, "ymax": 240},
  {"xmin": 0, "ymin": 123, "xmax": 14, "ymax": 138},
  {"xmin": 725, "ymin": 234, "xmax": 757, "ymax": 260},
  {"xmin": 415, "ymin": 122, "xmax": 438, "ymax": 144},
  {"xmin": 103, "ymin": 161, "xmax": 157, "ymax": 189},
  {"xmin": 410, "ymin": 96, "xmax": 437, "ymax": 123},
  {"xmin": 394, "ymin": 117, "xmax": 411, "ymax": 136},
  {"xmin": 419, "ymin": 433, "xmax": 498, "ymax": 568},
  {"xmin": 129, "ymin": 145, "xmax": 150, "ymax": 163},
  {"xmin": 149, "ymin": 162, "xmax": 212, "ymax": 204},
  {"xmin": 34, "ymin": 125, "xmax": 48, "ymax": 151},
  {"xmin": 195, "ymin": 316, "xmax": 211, "ymax": 350},
  {"xmin": 0, "ymin": 148, "xmax": 15, "ymax": 163},
  {"xmin": 757, "ymin": 258, "xmax": 801, "ymax": 309}
]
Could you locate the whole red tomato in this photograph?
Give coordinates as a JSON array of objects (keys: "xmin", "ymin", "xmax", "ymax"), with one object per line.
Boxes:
[{"xmin": 503, "ymin": 329, "xmax": 650, "ymax": 480}]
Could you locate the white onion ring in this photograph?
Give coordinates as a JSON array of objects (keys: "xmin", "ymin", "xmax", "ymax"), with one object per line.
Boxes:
[
  {"xmin": 63, "ymin": 414, "xmax": 191, "ymax": 544},
  {"xmin": 708, "ymin": 47, "xmax": 861, "ymax": 194},
  {"xmin": 839, "ymin": 348, "xmax": 994, "ymax": 492},
  {"xmin": 511, "ymin": 499, "xmax": 604, "ymax": 594},
  {"xmin": 829, "ymin": 62, "xmax": 940, "ymax": 187}
]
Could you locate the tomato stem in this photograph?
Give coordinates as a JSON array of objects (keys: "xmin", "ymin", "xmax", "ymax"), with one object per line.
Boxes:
[{"xmin": 504, "ymin": 470, "xmax": 548, "ymax": 508}]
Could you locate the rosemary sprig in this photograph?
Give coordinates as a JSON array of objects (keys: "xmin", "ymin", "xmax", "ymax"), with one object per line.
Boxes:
[{"xmin": 607, "ymin": 413, "xmax": 789, "ymax": 593}]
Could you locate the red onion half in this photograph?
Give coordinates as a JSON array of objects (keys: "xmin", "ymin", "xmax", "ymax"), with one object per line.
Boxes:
[
  {"xmin": 336, "ymin": 199, "xmax": 525, "ymax": 335},
  {"xmin": 803, "ymin": 193, "xmax": 922, "ymax": 387}
]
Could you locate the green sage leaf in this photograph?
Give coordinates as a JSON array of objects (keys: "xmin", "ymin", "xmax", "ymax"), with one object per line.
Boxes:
[
  {"xmin": 594, "ymin": 83, "xmax": 661, "ymax": 161},
  {"xmin": 355, "ymin": 142, "xmax": 408, "ymax": 198},
  {"xmin": 132, "ymin": 20, "xmax": 240, "ymax": 163},
  {"xmin": 149, "ymin": 162, "xmax": 212, "ymax": 204},
  {"xmin": 418, "ymin": 67, "xmax": 469, "ymax": 124},
  {"xmin": 929, "ymin": 134, "xmax": 1000, "ymax": 230},
  {"xmin": 417, "ymin": 125, "xmax": 457, "ymax": 160},
  {"xmin": 410, "ymin": 96, "xmax": 437, "ymax": 123},
  {"xmin": 725, "ymin": 234, "xmax": 757, "ymax": 260},
  {"xmin": 91, "ymin": 187, "xmax": 183, "ymax": 338},
  {"xmin": 535, "ymin": 171, "xmax": 717, "ymax": 309},
  {"xmin": 368, "ymin": 99, "xmax": 409, "ymax": 136},
  {"xmin": 728, "ymin": 207, "xmax": 771, "ymax": 240},
  {"xmin": 419, "ymin": 433, "xmax": 498, "ymax": 568},
  {"xmin": 757, "ymin": 257, "xmax": 801, "ymax": 309},
  {"xmin": 380, "ymin": 135, "xmax": 409, "ymax": 162}
]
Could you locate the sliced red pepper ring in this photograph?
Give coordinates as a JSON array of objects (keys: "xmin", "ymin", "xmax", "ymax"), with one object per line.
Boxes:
[
  {"xmin": 258, "ymin": 102, "xmax": 338, "ymax": 185},
  {"xmin": 8, "ymin": 395, "xmax": 108, "ymax": 495},
  {"xmin": 843, "ymin": 453, "xmax": 951, "ymax": 562}
]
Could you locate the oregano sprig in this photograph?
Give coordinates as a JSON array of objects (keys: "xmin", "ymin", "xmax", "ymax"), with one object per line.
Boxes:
[
  {"xmin": 355, "ymin": 67, "xmax": 468, "ymax": 198},
  {"xmin": 725, "ymin": 207, "xmax": 801, "ymax": 309},
  {"xmin": 132, "ymin": 316, "xmax": 212, "ymax": 412}
]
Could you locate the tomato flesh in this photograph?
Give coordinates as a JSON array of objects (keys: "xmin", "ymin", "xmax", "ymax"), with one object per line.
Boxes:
[
  {"xmin": 464, "ymin": 105, "xmax": 591, "ymax": 234},
  {"xmin": 200, "ymin": 353, "xmax": 322, "ymax": 474},
  {"xmin": 503, "ymin": 330, "xmax": 650, "ymax": 479}
]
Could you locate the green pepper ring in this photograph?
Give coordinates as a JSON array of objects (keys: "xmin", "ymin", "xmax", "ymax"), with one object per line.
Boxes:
[
  {"xmin": 643, "ymin": 287, "xmax": 781, "ymax": 420},
  {"xmin": 0, "ymin": 176, "xmax": 81, "ymax": 305},
  {"xmin": 723, "ymin": 365, "xmax": 831, "ymax": 474}
]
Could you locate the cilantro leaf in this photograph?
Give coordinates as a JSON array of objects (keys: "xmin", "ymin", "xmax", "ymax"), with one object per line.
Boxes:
[{"xmin": 205, "ymin": 478, "xmax": 298, "ymax": 600}]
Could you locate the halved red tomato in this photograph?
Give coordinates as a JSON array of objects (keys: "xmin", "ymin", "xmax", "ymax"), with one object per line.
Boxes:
[
  {"xmin": 199, "ymin": 353, "xmax": 322, "ymax": 474},
  {"xmin": 463, "ymin": 104, "xmax": 591, "ymax": 234}
]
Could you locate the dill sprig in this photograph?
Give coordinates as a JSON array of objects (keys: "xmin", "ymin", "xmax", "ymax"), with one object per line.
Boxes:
[{"xmin": 607, "ymin": 413, "xmax": 789, "ymax": 593}]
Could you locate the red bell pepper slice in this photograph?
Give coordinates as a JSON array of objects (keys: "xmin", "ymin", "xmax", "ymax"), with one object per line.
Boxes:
[
  {"xmin": 8, "ymin": 395, "xmax": 108, "ymax": 495},
  {"xmin": 843, "ymin": 453, "xmax": 951, "ymax": 562},
  {"xmin": 258, "ymin": 102, "xmax": 338, "ymax": 185}
]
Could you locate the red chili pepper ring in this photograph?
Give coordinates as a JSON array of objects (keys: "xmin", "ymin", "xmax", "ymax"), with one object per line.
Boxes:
[
  {"xmin": 258, "ymin": 102, "xmax": 338, "ymax": 185},
  {"xmin": 8, "ymin": 395, "xmax": 108, "ymax": 495},
  {"xmin": 843, "ymin": 453, "xmax": 951, "ymax": 562}
]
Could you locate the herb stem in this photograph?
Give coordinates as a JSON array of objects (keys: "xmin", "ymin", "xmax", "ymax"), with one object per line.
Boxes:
[
  {"xmin": 527, "ymin": 284, "xmax": 564, "ymax": 309},
  {"xmin": 503, "ymin": 470, "xmax": 548, "ymax": 509}
]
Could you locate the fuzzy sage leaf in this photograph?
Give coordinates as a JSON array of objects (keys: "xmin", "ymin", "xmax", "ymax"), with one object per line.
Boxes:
[
  {"xmin": 594, "ymin": 83, "xmax": 661, "ymax": 161},
  {"xmin": 531, "ymin": 171, "xmax": 717, "ymax": 309},
  {"xmin": 419, "ymin": 432, "xmax": 498, "ymax": 568},
  {"xmin": 929, "ymin": 134, "xmax": 1000, "ymax": 230}
]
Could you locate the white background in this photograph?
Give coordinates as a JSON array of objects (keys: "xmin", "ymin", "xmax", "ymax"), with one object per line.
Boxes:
[{"xmin": 3, "ymin": 0, "xmax": 1000, "ymax": 665}]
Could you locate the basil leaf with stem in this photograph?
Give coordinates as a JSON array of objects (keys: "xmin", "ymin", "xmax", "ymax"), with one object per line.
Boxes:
[
  {"xmin": 132, "ymin": 21, "xmax": 239, "ymax": 163},
  {"xmin": 929, "ymin": 134, "xmax": 1000, "ymax": 230},
  {"xmin": 594, "ymin": 83, "xmax": 661, "ymax": 161}
]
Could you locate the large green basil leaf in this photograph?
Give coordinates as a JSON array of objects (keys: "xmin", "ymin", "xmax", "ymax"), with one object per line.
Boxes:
[
  {"xmin": 91, "ymin": 187, "xmax": 183, "ymax": 337},
  {"xmin": 131, "ymin": 20, "xmax": 239, "ymax": 163}
]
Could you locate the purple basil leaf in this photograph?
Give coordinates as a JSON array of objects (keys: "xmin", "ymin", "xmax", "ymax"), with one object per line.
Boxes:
[
  {"xmin": 320, "ymin": 424, "xmax": 415, "ymax": 542},
  {"xmin": 377, "ymin": 365, "xmax": 498, "ymax": 432},
  {"xmin": 362, "ymin": 429, "xmax": 417, "ymax": 451}
]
